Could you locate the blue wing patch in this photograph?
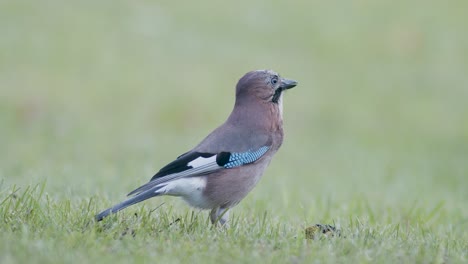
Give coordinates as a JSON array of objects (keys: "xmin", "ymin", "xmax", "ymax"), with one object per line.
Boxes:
[{"xmin": 224, "ymin": 146, "xmax": 270, "ymax": 168}]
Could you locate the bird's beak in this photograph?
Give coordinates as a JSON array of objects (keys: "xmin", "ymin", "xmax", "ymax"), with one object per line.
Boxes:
[{"xmin": 280, "ymin": 78, "xmax": 298, "ymax": 90}]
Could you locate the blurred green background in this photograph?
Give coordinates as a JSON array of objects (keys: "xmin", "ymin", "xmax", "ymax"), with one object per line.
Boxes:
[{"xmin": 1, "ymin": 0, "xmax": 467, "ymax": 261}]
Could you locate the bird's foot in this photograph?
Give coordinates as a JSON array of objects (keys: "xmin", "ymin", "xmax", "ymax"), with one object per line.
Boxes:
[{"xmin": 210, "ymin": 207, "xmax": 230, "ymax": 226}]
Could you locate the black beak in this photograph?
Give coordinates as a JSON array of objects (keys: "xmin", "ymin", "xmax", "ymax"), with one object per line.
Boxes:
[{"xmin": 280, "ymin": 78, "xmax": 298, "ymax": 90}]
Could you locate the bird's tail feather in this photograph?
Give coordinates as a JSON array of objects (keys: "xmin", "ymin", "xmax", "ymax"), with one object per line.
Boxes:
[{"xmin": 95, "ymin": 187, "xmax": 163, "ymax": 221}]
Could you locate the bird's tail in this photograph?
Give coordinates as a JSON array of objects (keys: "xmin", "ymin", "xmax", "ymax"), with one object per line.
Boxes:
[{"xmin": 95, "ymin": 187, "xmax": 163, "ymax": 221}]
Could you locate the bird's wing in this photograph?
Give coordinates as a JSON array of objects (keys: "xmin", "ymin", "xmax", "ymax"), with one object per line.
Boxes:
[{"xmin": 127, "ymin": 146, "xmax": 271, "ymax": 197}]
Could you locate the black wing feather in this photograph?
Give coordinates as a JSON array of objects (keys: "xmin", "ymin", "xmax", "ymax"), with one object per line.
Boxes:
[
  {"xmin": 127, "ymin": 150, "xmax": 244, "ymax": 197},
  {"xmin": 151, "ymin": 152, "xmax": 214, "ymax": 181}
]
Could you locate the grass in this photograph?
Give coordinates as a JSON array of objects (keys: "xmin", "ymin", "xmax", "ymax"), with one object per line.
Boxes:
[{"xmin": 1, "ymin": 0, "xmax": 468, "ymax": 263}]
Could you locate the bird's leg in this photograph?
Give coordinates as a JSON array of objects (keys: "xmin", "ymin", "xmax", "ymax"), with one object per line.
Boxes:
[{"xmin": 210, "ymin": 207, "xmax": 230, "ymax": 226}]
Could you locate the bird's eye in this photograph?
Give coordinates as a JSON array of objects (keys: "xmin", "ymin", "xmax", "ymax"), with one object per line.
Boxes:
[{"xmin": 271, "ymin": 77, "xmax": 278, "ymax": 85}]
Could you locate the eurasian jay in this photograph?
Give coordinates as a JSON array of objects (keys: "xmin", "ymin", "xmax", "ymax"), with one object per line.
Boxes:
[{"xmin": 96, "ymin": 70, "xmax": 297, "ymax": 225}]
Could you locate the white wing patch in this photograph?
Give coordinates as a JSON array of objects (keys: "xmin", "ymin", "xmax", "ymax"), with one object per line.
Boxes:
[{"xmin": 188, "ymin": 155, "xmax": 217, "ymax": 168}]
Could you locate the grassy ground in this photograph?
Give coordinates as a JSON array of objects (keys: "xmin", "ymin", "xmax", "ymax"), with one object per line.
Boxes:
[{"xmin": 1, "ymin": 0, "xmax": 467, "ymax": 263}]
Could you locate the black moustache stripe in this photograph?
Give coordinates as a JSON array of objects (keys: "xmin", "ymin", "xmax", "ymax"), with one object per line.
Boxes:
[{"xmin": 271, "ymin": 88, "xmax": 283, "ymax": 103}]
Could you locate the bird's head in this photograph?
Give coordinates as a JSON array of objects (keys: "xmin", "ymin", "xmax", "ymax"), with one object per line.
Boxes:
[{"xmin": 235, "ymin": 69, "xmax": 298, "ymax": 104}]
